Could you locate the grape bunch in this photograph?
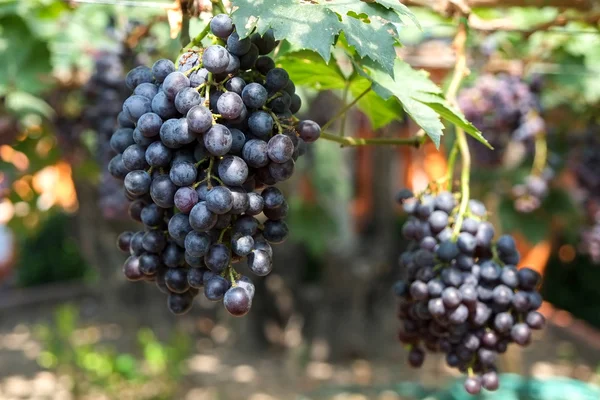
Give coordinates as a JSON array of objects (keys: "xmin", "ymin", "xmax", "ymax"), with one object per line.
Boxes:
[
  {"xmin": 572, "ymin": 132, "xmax": 600, "ymax": 262},
  {"xmin": 511, "ymin": 169, "xmax": 553, "ymax": 213},
  {"xmin": 458, "ymin": 74, "xmax": 544, "ymax": 166},
  {"xmin": 109, "ymin": 14, "xmax": 321, "ymax": 316},
  {"xmin": 394, "ymin": 190, "xmax": 545, "ymax": 394}
]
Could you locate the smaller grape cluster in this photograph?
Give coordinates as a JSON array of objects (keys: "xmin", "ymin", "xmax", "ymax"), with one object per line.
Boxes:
[
  {"xmin": 394, "ymin": 190, "xmax": 545, "ymax": 394},
  {"xmin": 109, "ymin": 14, "xmax": 321, "ymax": 316},
  {"xmin": 572, "ymin": 131, "xmax": 600, "ymax": 263},
  {"xmin": 458, "ymin": 74, "xmax": 544, "ymax": 166},
  {"xmin": 511, "ymin": 169, "xmax": 553, "ymax": 213}
]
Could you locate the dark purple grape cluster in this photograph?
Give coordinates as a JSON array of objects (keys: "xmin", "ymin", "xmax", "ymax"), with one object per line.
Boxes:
[
  {"xmin": 394, "ymin": 190, "xmax": 545, "ymax": 394},
  {"xmin": 458, "ymin": 74, "xmax": 544, "ymax": 166},
  {"xmin": 511, "ymin": 168, "xmax": 553, "ymax": 213},
  {"xmin": 571, "ymin": 131, "xmax": 600, "ymax": 263},
  {"xmin": 109, "ymin": 14, "xmax": 321, "ymax": 316}
]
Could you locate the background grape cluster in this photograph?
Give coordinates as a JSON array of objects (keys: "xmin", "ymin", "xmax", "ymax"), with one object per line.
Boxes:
[
  {"xmin": 573, "ymin": 131, "xmax": 600, "ymax": 263},
  {"xmin": 458, "ymin": 74, "xmax": 545, "ymax": 166},
  {"xmin": 108, "ymin": 14, "xmax": 321, "ymax": 316},
  {"xmin": 394, "ymin": 191, "xmax": 545, "ymax": 394}
]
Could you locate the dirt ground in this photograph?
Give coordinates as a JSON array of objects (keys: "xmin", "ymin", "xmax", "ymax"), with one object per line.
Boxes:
[{"xmin": 1, "ymin": 284, "xmax": 599, "ymax": 400}]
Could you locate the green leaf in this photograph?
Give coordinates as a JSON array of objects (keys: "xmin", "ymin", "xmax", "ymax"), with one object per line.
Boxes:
[
  {"xmin": 277, "ymin": 51, "xmax": 402, "ymax": 128},
  {"xmin": 355, "ymin": 59, "xmax": 488, "ymax": 148},
  {"xmin": 231, "ymin": 0, "xmax": 342, "ymax": 61},
  {"xmin": 369, "ymin": 0, "xmax": 420, "ymax": 28},
  {"xmin": 232, "ymin": 0, "xmax": 418, "ymax": 73},
  {"xmin": 5, "ymin": 91, "xmax": 54, "ymax": 119},
  {"xmin": 277, "ymin": 50, "xmax": 347, "ymax": 90},
  {"xmin": 351, "ymin": 78, "xmax": 403, "ymax": 129},
  {"xmin": 0, "ymin": 15, "xmax": 52, "ymax": 95}
]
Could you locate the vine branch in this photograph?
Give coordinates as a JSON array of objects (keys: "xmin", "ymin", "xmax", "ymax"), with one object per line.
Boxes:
[
  {"xmin": 320, "ymin": 86, "xmax": 371, "ymax": 132},
  {"xmin": 320, "ymin": 132, "xmax": 422, "ymax": 147},
  {"xmin": 448, "ymin": 19, "xmax": 471, "ymax": 239}
]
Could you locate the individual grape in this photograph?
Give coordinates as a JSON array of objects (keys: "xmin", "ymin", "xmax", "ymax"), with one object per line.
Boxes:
[
  {"xmin": 297, "ymin": 120, "xmax": 321, "ymax": 143},
  {"xmin": 134, "ymin": 82, "xmax": 158, "ymax": 99},
  {"xmin": 117, "ymin": 231, "xmax": 133, "ymax": 253},
  {"xmin": 123, "ymin": 95, "xmax": 152, "ymax": 123},
  {"xmin": 437, "ymin": 241, "xmax": 459, "ymax": 263},
  {"xmin": 189, "ymin": 201, "xmax": 217, "ymax": 232},
  {"xmin": 168, "ymin": 213, "xmax": 192, "ymax": 246},
  {"xmin": 139, "ymin": 253, "xmax": 161, "ymax": 275},
  {"xmin": 517, "ymin": 267, "xmax": 541, "ymax": 290},
  {"xmin": 225, "ymin": 76, "xmax": 246, "ymax": 94},
  {"xmin": 206, "ymin": 186, "xmax": 234, "ymax": 214},
  {"xmin": 189, "ymin": 68, "xmax": 209, "ymax": 87},
  {"xmin": 248, "ymin": 111, "xmax": 273, "ymax": 139},
  {"xmin": 464, "ymin": 377, "xmax": 481, "ymax": 395},
  {"xmin": 254, "ymin": 56, "xmax": 275, "ymax": 75},
  {"xmin": 142, "ymin": 231, "xmax": 167, "ymax": 254},
  {"xmin": 210, "ymin": 14, "xmax": 234, "ymax": 38},
  {"xmin": 125, "ymin": 66, "xmax": 153, "ymax": 90},
  {"xmin": 263, "ymin": 202, "xmax": 288, "ymax": 220},
  {"xmin": 228, "ymin": 129, "xmax": 246, "ymax": 155},
  {"xmin": 239, "ymin": 43, "xmax": 259, "ymax": 70},
  {"xmin": 174, "ymin": 187, "xmax": 199, "ymax": 214},
  {"xmin": 236, "ymin": 275, "xmax": 255, "ymax": 298},
  {"xmin": 124, "ymin": 170, "xmax": 151, "ymax": 196},
  {"xmin": 217, "ymin": 92, "xmax": 245, "ymax": 119},
  {"xmin": 152, "ymin": 59, "xmax": 176, "ymax": 83},
  {"xmin": 123, "ymin": 256, "xmax": 144, "ymax": 281},
  {"xmin": 110, "ymin": 128, "xmax": 135, "ymax": 153},
  {"xmin": 141, "ymin": 204, "xmax": 165, "ymax": 227},
  {"xmin": 248, "ymin": 249, "xmax": 272, "ymax": 276},
  {"xmin": 267, "ymin": 134, "xmax": 294, "ymax": 163},
  {"xmin": 169, "ymin": 162, "xmax": 197, "ymax": 187},
  {"xmin": 242, "ymin": 139, "xmax": 269, "ymax": 168},
  {"xmin": 493, "ymin": 312, "xmax": 514, "ymax": 333},
  {"xmin": 229, "ymin": 187, "xmax": 249, "ymax": 214},
  {"xmin": 269, "ymin": 159, "xmax": 294, "ymax": 182},
  {"xmin": 163, "ymin": 71, "xmax": 190, "ymax": 99},
  {"xmin": 246, "ymin": 192, "xmax": 264, "ymax": 215},
  {"xmin": 175, "ymin": 87, "xmax": 202, "ymax": 115},
  {"xmin": 224, "ymin": 286, "xmax": 252, "ymax": 316},
  {"xmin": 232, "ymin": 234, "xmax": 254, "ymax": 256},
  {"xmin": 187, "ymin": 105, "xmax": 213, "ymax": 134},
  {"xmin": 203, "ymin": 45, "xmax": 230, "ymax": 73},
  {"xmin": 265, "ymin": 68, "xmax": 289, "ymax": 92},
  {"xmin": 167, "ymin": 292, "xmax": 194, "ymax": 315},
  {"xmin": 150, "ymin": 174, "xmax": 177, "ymax": 208},
  {"xmin": 251, "ymin": 29, "xmax": 277, "ymax": 55},
  {"xmin": 108, "ymin": 154, "xmax": 129, "ymax": 179},
  {"xmin": 262, "ymin": 220, "xmax": 288, "ymax": 243},
  {"xmin": 151, "ymin": 91, "xmax": 179, "ymax": 119},
  {"xmin": 128, "ymin": 201, "xmax": 145, "ymax": 223},
  {"xmin": 290, "ymin": 94, "xmax": 301, "ymax": 114},
  {"xmin": 205, "ymin": 275, "xmax": 230, "ymax": 301},
  {"xmin": 428, "ymin": 210, "xmax": 448, "ymax": 233},
  {"xmin": 481, "ymin": 371, "xmax": 499, "ymax": 391},
  {"xmin": 122, "ymin": 144, "xmax": 148, "ymax": 171},
  {"xmin": 227, "ymin": 31, "xmax": 252, "ymax": 56},
  {"xmin": 204, "ymin": 124, "xmax": 233, "ymax": 156},
  {"xmin": 138, "ymin": 113, "xmax": 163, "ymax": 138},
  {"xmin": 187, "ymin": 267, "xmax": 205, "ymax": 288},
  {"xmin": 408, "ymin": 347, "xmax": 425, "ymax": 368},
  {"xmin": 511, "ymin": 323, "xmax": 532, "ymax": 345},
  {"xmin": 162, "ymin": 243, "xmax": 185, "ymax": 268},
  {"xmin": 144, "ymin": 141, "xmax": 171, "ymax": 167},
  {"xmin": 526, "ymin": 311, "xmax": 545, "ymax": 329}
]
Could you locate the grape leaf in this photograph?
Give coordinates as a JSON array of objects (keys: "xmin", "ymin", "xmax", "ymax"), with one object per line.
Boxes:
[
  {"xmin": 276, "ymin": 50, "xmax": 347, "ymax": 90},
  {"xmin": 369, "ymin": 0, "xmax": 420, "ymax": 27},
  {"xmin": 355, "ymin": 59, "xmax": 488, "ymax": 149},
  {"xmin": 0, "ymin": 15, "xmax": 52, "ymax": 95},
  {"xmin": 231, "ymin": 0, "xmax": 342, "ymax": 61},
  {"xmin": 231, "ymin": 0, "xmax": 418, "ymax": 74},
  {"xmin": 277, "ymin": 51, "xmax": 402, "ymax": 128}
]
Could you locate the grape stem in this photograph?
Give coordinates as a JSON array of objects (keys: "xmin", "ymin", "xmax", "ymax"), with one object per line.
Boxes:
[
  {"xmin": 339, "ymin": 81, "xmax": 351, "ymax": 137},
  {"xmin": 262, "ymin": 108, "xmax": 283, "ymax": 134},
  {"xmin": 447, "ymin": 18, "xmax": 472, "ymax": 239},
  {"xmin": 532, "ymin": 131, "xmax": 547, "ymax": 176},
  {"xmin": 320, "ymin": 131, "xmax": 422, "ymax": 147},
  {"xmin": 205, "ymin": 73, "xmax": 213, "ymax": 106},
  {"xmin": 211, "ymin": 0, "xmax": 227, "ymax": 14},
  {"xmin": 320, "ymin": 86, "xmax": 371, "ymax": 132},
  {"xmin": 218, "ymin": 226, "xmax": 231, "ymax": 243},
  {"xmin": 446, "ymin": 141, "xmax": 459, "ymax": 191},
  {"xmin": 180, "ymin": 22, "xmax": 212, "ymax": 55}
]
